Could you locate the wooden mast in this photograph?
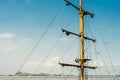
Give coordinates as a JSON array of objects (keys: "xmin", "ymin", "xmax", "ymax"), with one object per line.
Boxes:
[
  {"xmin": 59, "ymin": 1, "xmax": 96, "ymax": 80},
  {"xmin": 80, "ymin": 0, "xmax": 85, "ymax": 80}
]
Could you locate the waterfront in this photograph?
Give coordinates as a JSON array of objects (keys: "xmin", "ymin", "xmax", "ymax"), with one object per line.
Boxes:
[{"xmin": 0, "ymin": 76, "xmax": 120, "ymax": 80}]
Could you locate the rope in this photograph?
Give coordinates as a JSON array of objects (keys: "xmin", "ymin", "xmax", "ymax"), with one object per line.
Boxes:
[
  {"xmin": 90, "ymin": 3, "xmax": 117, "ymax": 75},
  {"xmin": 20, "ymin": 2, "xmax": 64, "ymax": 72},
  {"xmin": 98, "ymin": 26, "xmax": 116, "ymax": 75},
  {"xmin": 59, "ymin": 38, "xmax": 77, "ymax": 62},
  {"xmin": 11, "ymin": 3, "xmax": 65, "ymax": 80},
  {"xmin": 34, "ymin": 33, "xmax": 63, "ymax": 73},
  {"xmin": 95, "ymin": 44, "xmax": 111, "ymax": 75}
]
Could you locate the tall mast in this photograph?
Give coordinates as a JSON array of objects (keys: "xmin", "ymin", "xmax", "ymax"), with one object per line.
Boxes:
[
  {"xmin": 80, "ymin": 0, "xmax": 85, "ymax": 80},
  {"xmin": 59, "ymin": 1, "xmax": 96, "ymax": 80}
]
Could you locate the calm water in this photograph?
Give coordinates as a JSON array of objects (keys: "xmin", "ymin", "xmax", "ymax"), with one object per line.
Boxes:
[{"xmin": 0, "ymin": 76, "xmax": 119, "ymax": 80}]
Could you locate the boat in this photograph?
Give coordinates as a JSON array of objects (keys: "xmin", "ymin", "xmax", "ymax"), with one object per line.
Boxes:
[
  {"xmin": 3, "ymin": 0, "xmax": 119, "ymax": 80},
  {"xmin": 58, "ymin": 0, "xmax": 97, "ymax": 80}
]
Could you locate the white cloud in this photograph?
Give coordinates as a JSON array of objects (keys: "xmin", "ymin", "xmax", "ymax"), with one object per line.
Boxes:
[
  {"xmin": 89, "ymin": 60, "xmax": 104, "ymax": 67},
  {"xmin": 0, "ymin": 33, "xmax": 20, "ymax": 51},
  {"xmin": 0, "ymin": 45, "xmax": 17, "ymax": 51},
  {"xmin": 91, "ymin": 60, "xmax": 120, "ymax": 68},
  {"xmin": 20, "ymin": 38, "xmax": 32, "ymax": 43},
  {"xmin": 0, "ymin": 44, "xmax": 18, "ymax": 51},
  {"xmin": 0, "ymin": 39, "xmax": 19, "ymax": 51},
  {"xmin": 23, "ymin": 56, "xmax": 60, "ymax": 70},
  {"xmin": 19, "ymin": 56, "xmax": 60, "ymax": 73},
  {"xmin": 0, "ymin": 33, "xmax": 15, "ymax": 39},
  {"xmin": 44, "ymin": 56, "xmax": 60, "ymax": 67},
  {"xmin": 24, "ymin": 61, "xmax": 40, "ymax": 69}
]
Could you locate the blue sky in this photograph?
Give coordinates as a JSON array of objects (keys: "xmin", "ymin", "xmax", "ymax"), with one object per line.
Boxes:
[{"xmin": 0, "ymin": 0, "xmax": 120, "ymax": 75}]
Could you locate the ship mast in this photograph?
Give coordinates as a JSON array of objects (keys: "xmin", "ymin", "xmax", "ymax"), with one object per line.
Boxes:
[
  {"xmin": 59, "ymin": 1, "xmax": 96, "ymax": 80},
  {"xmin": 80, "ymin": 0, "xmax": 85, "ymax": 80}
]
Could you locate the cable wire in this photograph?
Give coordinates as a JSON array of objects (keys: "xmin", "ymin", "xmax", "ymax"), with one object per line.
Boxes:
[
  {"xmin": 34, "ymin": 33, "xmax": 63, "ymax": 73},
  {"xmin": 11, "ymin": 3, "xmax": 65, "ymax": 80},
  {"xmin": 18, "ymin": 3, "xmax": 64, "ymax": 72},
  {"xmin": 95, "ymin": 44, "xmax": 111, "ymax": 75},
  {"xmin": 98, "ymin": 26, "xmax": 116, "ymax": 75}
]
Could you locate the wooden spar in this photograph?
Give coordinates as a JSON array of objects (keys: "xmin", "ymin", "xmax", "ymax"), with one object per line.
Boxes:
[
  {"xmin": 61, "ymin": 28, "xmax": 96, "ymax": 43},
  {"xmin": 59, "ymin": 62, "xmax": 97, "ymax": 69}
]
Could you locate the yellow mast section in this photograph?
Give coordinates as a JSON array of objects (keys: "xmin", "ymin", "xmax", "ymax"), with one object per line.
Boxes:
[{"xmin": 80, "ymin": 0, "xmax": 85, "ymax": 80}]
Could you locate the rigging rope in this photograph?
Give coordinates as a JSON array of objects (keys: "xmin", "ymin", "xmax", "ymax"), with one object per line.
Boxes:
[
  {"xmin": 18, "ymin": 3, "xmax": 64, "ymax": 72},
  {"xmin": 84, "ymin": 1, "xmax": 111, "ymax": 77},
  {"xmin": 95, "ymin": 43, "xmax": 110, "ymax": 75},
  {"xmin": 41, "ymin": 12, "xmax": 79, "ymax": 79},
  {"xmin": 98, "ymin": 26, "xmax": 117, "ymax": 75},
  {"xmin": 90, "ymin": 2, "xmax": 116, "ymax": 75},
  {"xmin": 34, "ymin": 33, "xmax": 63, "ymax": 73},
  {"xmin": 11, "ymin": 3, "xmax": 65, "ymax": 80},
  {"xmin": 34, "ymin": 4, "xmax": 78, "ymax": 77},
  {"xmin": 65, "ymin": 12, "xmax": 76, "ymax": 27}
]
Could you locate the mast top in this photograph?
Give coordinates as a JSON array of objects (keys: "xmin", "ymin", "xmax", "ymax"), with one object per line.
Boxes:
[{"xmin": 80, "ymin": 0, "xmax": 82, "ymax": 10}]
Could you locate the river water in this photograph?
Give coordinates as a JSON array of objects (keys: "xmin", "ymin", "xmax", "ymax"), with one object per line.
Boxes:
[{"xmin": 0, "ymin": 76, "xmax": 119, "ymax": 80}]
